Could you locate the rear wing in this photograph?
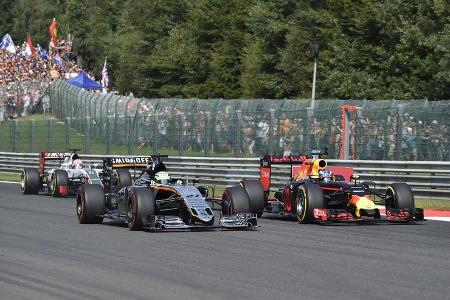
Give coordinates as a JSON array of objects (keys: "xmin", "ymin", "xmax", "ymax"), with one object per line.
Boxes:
[
  {"xmin": 259, "ymin": 155, "xmax": 354, "ymax": 193},
  {"xmin": 103, "ymin": 155, "xmax": 169, "ymax": 170},
  {"xmin": 39, "ymin": 152, "xmax": 66, "ymax": 174},
  {"xmin": 103, "ymin": 157, "xmax": 150, "ymax": 169},
  {"xmin": 260, "ymin": 155, "xmax": 307, "ymax": 193}
]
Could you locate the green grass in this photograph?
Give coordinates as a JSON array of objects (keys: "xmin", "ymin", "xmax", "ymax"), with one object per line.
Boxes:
[
  {"xmin": 415, "ymin": 199, "xmax": 450, "ymax": 210},
  {"xmin": 0, "ymin": 172, "xmax": 20, "ymax": 182}
]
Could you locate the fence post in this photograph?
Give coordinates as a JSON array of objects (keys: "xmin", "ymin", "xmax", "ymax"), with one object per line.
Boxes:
[
  {"xmin": 106, "ymin": 117, "xmax": 111, "ymax": 155},
  {"xmin": 178, "ymin": 113, "xmax": 184, "ymax": 156},
  {"xmin": 204, "ymin": 112, "xmax": 209, "ymax": 157},
  {"xmin": 84, "ymin": 117, "xmax": 90, "ymax": 154},
  {"xmin": 65, "ymin": 117, "xmax": 71, "ymax": 151},
  {"xmin": 48, "ymin": 119, "xmax": 53, "ymax": 150},
  {"xmin": 395, "ymin": 105, "xmax": 404, "ymax": 160},
  {"xmin": 12, "ymin": 120, "xmax": 18, "ymax": 152},
  {"xmin": 153, "ymin": 114, "xmax": 158, "ymax": 155},
  {"xmin": 233, "ymin": 110, "xmax": 241, "ymax": 157},
  {"xmin": 30, "ymin": 120, "xmax": 35, "ymax": 152},
  {"xmin": 127, "ymin": 117, "xmax": 132, "ymax": 155},
  {"xmin": 268, "ymin": 109, "xmax": 275, "ymax": 155}
]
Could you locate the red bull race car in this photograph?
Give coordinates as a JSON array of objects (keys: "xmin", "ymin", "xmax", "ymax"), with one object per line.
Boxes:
[
  {"xmin": 76, "ymin": 155, "xmax": 264, "ymax": 231},
  {"xmin": 21, "ymin": 150, "xmax": 102, "ymax": 197},
  {"xmin": 259, "ymin": 150, "xmax": 424, "ymax": 224}
]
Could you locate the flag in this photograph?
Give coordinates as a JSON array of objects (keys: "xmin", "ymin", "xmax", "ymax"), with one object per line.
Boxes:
[
  {"xmin": 54, "ymin": 52, "xmax": 62, "ymax": 65},
  {"xmin": 37, "ymin": 44, "xmax": 50, "ymax": 60},
  {"xmin": 0, "ymin": 33, "xmax": 16, "ymax": 54},
  {"xmin": 101, "ymin": 57, "xmax": 109, "ymax": 94},
  {"xmin": 49, "ymin": 18, "xmax": 58, "ymax": 44},
  {"xmin": 25, "ymin": 35, "xmax": 36, "ymax": 56}
]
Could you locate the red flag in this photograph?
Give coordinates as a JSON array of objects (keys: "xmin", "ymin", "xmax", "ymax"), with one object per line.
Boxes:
[
  {"xmin": 26, "ymin": 35, "xmax": 36, "ymax": 56},
  {"xmin": 49, "ymin": 18, "xmax": 58, "ymax": 44}
]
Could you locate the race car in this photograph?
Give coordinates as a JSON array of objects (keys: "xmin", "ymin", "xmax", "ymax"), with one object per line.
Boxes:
[
  {"xmin": 259, "ymin": 150, "xmax": 424, "ymax": 223},
  {"xmin": 21, "ymin": 150, "xmax": 102, "ymax": 197},
  {"xmin": 76, "ymin": 155, "xmax": 264, "ymax": 231}
]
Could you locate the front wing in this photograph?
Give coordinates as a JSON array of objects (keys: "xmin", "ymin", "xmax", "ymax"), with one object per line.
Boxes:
[
  {"xmin": 144, "ymin": 213, "xmax": 258, "ymax": 230},
  {"xmin": 313, "ymin": 207, "xmax": 424, "ymax": 224}
]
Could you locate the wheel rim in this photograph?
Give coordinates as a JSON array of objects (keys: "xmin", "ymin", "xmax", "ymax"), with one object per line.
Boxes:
[
  {"xmin": 296, "ymin": 190, "xmax": 306, "ymax": 221},
  {"xmin": 20, "ymin": 173, "xmax": 25, "ymax": 191},
  {"xmin": 76, "ymin": 197, "xmax": 83, "ymax": 220},
  {"xmin": 128, "ymin": 195, "xmax": 137, "ymax": 227},
  {"xmin": 50, "ymin": 175, "xmax": 56, "ymax": 194}
]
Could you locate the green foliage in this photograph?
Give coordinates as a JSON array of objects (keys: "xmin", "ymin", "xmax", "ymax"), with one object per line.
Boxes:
[{"xmin": 0, "ymin": 0, "xmax": 449, "ymax": 100}]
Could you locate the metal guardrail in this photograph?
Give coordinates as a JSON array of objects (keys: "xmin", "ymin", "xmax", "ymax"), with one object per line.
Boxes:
[{"xmin": 1, "ymin": 152, "xmax": 449, "ymax": 200}]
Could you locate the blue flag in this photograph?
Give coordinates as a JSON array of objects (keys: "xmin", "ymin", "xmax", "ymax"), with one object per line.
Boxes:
[
  {"xmin": 37, "ymin": 44, "xmax": 50, "ymax": 60},
  {"xmin": 0, "ymin": 33, "xmax": 16, "ymax": 53}
]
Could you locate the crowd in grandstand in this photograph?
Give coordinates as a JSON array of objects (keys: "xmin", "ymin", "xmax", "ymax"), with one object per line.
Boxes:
[
  {"xmin": 0, "ymin": 38, "xmax": 83, "ymax": 120},
  {"xmin": 130, "ymin": 102, "xmax": 449, "ymax": 160}
]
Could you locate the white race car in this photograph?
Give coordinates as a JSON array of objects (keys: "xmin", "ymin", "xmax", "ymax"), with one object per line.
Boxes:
[{"xmin": 21, "ymin": 150, "xmax": 102, "ymax": 197}]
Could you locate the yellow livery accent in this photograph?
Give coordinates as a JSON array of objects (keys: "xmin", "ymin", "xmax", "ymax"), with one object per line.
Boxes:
[{"xmin": 354, "ymin": 196, "xmax": 376, "ymax": 217}]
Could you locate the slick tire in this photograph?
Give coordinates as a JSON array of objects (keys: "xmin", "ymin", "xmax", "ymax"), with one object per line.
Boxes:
[
  {"xmin": 385, "ymin": 183, "xmax": 415, "ymax": 209},
  {"xmin": 21, "ymin": 168, "xmax": 40, "ymax": 194},
  {"xmin": 296, "ymin": 183, "xmax": 324, "ymax": 224},
  {"xmin": 222, "ymin": 186, "xmax": 250, "ymax": 215},
  {"xmin": 128, "ymin": 187, "xmax": 155, "ymax": 231},
  {"xmin": 114, "ymin": 169, "xmax": 132, "ymax": 189},
  {"xmin": 50, "ymin": 169, "xmax": 69, "ymax": 197},
  {"xmin": 241, "ymin": 179, "xmax": 265, "ymax": 217},
  {"xmin": 77, "ymin": 184, "xmax": 105, "ymax": 224}
]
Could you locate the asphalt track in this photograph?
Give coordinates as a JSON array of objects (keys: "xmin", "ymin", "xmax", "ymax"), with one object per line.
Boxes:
[{"xmin": 0, "ymin": 182, "xmax": 449, "ymax": 300}]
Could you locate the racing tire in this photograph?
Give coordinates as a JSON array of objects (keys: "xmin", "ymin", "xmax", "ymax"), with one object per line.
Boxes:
[
  {"xmin": 241, "ymin": 179, "xmax": 265, "ymax": 217},
  {"xmin": 50, "ymin": 169, "xmax": 69, "ymax": 197},
  {"xmin": 77, "ymin": 184, "xmax": 105, "ymax": 224},
  {"xmin": 222, "ymin": 186, "xmax": 251, "ymax": 215},
  {"xmin": 21, "ymin": 168, "xmax": 40, "ymax": 194},
  {"xmin": 296, "ymin": 183, "xmax": 324, "ymax": 224},
  {"xmin": 385, "ymin": 183, "xmax": 415, "ymax": 209},
  {"xmin": 127, "ymin": 187, "xmax": 155, "ymax": 231},
  {"xmin": 114, "ymin": 169, "xmax": 132, "ymax": 189}
]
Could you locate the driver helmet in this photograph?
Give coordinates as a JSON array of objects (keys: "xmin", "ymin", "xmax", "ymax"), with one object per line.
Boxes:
[
  {"xmin": 72, "ymin": 159, "xmax": 84, "ymax": 169},
  {"xmin": 319, "ymin": 169, "xmax": 333, "ymax": 183},
  {"xmin": 147, "ymin": 158, "xmax": 167, "ymax": 177},
  {"xmin": 154, "ymin": 171, "xmax": 171, "ymax": 185}
]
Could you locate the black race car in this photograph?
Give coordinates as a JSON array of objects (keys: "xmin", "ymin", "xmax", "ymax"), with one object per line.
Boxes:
[
  {"xmin": 259, "ymin": 150, "xmax": 424, "ymax": 223},
  {"xmin": 76, "ymin": 155, "xmax": 264, "ymax": 231}
]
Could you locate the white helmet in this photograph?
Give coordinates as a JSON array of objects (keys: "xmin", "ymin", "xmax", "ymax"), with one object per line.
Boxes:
[{"xmin": 319, "ymin": 169, "xmax": 333, "ymax": 183}]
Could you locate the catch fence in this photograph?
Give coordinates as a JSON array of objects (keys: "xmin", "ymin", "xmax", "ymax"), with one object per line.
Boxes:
[{"xmin": 1, "ymin": 79, "xmax": 449, "ymax": 160}]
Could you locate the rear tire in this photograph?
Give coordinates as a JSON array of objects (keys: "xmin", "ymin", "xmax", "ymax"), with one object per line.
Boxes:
[
  {"xmin": 128, "ymin": 187, "xmax": 155, "ymax": 231},
  {"xmin": 77, "ymin": 184, "xmax": 105, "ymax": 224},
  {"xmin": 385, "ymin": 183, "xmax": 415, "ymax": 209},
  {"xmin": 222, "ymin": 186, "xmax": 250, "ymax": 215},
  {"xmin": 21, "ymin": 168, "xmax": 40, "ymax": 194},
  {"xmin": 241, "ymin": 179, "xmax": 265, "ymax": 217},
  {"xmin": 296, "ymin": 183, "xmax": 324, "ymax": 224},
  {"xmin": 114, "ymin": 169, "xmax": 132, "ymax": 189},
  {"xmin": 50, "ymin": 169, "xmax": 69, "ymax": 197}
]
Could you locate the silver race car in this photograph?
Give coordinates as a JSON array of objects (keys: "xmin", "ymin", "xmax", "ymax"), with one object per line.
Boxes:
[{"xmin": 76, "ymin": 155, "xmax": 264, "ymax": 231}]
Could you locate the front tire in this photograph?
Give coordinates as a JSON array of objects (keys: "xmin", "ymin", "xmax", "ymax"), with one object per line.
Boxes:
[
  {"xmin": 296, "ymin": 183, "xmax": 324, "ymax": 224},
  {"xmin": 77, "ymin": 184, "xmax": 105, "ymax": 224},
  {"xmin": 50, "ymin": 169, "xmax": 69, "ymax": 197},
  {"xmin": 127, "ymin": 188, "xmax": 155, "ymax": 231},
  {"xmin": 385, "ymin": 183, "xmax": 415, "ymax": 209},
  {"xmin": 241, "ymin": 179, "xmax": 265, "ymax": 217},
  {"xmin": 222, "ymin": 186, "xmax": 250, "ymax": 215},
  {"xmin": 21, "ymin": 168, "xmax": 41, "ymax": 194}
]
